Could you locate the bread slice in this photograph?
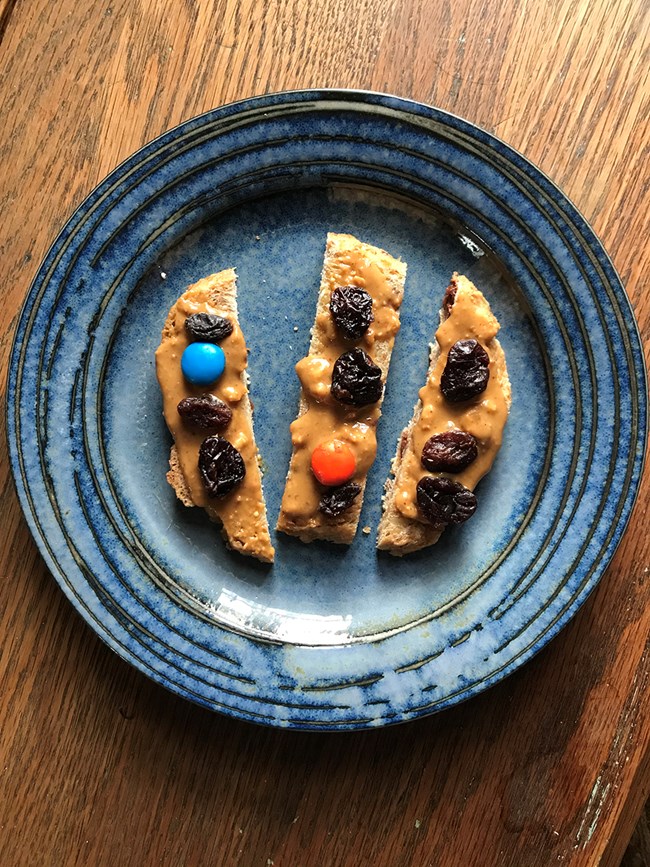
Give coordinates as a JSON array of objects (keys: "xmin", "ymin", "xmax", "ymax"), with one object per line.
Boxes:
[
  {"xmin": 277, "ymin": 233, "xmax": 407, "ymax": 543},
  {"xmin": 155, "ymin": 270, "xmax": 274, "ymax": 563},
  {"xmin": 377, "ymin": 274, "xmax": 511, "ymax": 555}
]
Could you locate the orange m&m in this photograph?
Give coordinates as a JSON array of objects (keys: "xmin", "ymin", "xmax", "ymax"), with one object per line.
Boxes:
[{"xmin": 311, "ymin": 440, "xmax": 356, "ymax": 486}]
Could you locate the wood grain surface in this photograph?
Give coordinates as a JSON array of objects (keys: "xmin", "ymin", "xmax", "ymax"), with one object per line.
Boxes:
[{"xmin": 1, "ymin": 1, "xmax": 649, "ymax": 865}]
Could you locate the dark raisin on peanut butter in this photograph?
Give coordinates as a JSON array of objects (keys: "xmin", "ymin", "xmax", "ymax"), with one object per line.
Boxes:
[
  {"xmin": 440, "ymin": 339, "xmax": 490, "ymax": 403},
  {"xmin": 329, "ymin": 286, "xmax": 374, "ymax": 340},
  {"xmin": 421, "ymin": 430, "xmax": 478, "ymax": 473},
  {"xmin": 198, "ymin": 436, "xmax": 245, "ymax": 497},
  {"xmin": 442, "ymin": 282, "xmax": 458, "ymax": 316},
  {"xmin": 331, "ymin": 348, "xmax": 383, "ymax": 406},
  {"xmin": 416, "ymin": 476, "xmax": 477, "ymax": 525},
  {"xmin": 177, "ymin": 394, "xmax": 233, "ymax": 431},
  {"xmin": 318, "ymin": 482, "xmax": 362, "ymax": 517},
  {"xmin": 185, "ymin": 312, "xmax": 233, "ymax": 343}
]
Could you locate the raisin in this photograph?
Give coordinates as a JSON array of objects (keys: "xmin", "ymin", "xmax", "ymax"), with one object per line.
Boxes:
[
  {"xmin": 330, "ymin": 286, "xmax": 374, "ymax": 340},
  {"xmin": 442, "ymin": 281, "xmax": 458, "ymax": 316},
  {"xmin": 185, "ymin": 312, "xmax": 233, "ymax": 343},
  {"xmin": 318, "ymin": 482, "xmax": 362, "ymax": 517},
  {"xmin": 440, "ymin": 339, "xmax": 490, "ymax": 402},
  {"xmin": 198, "ymin": 436, "xmax": 245, "ymax": 497},
  {"xmin": 331, "ymin": 348, "xmax": 383, "ymax": 406},
  {"xmin": 177, "ymin": 394, "xmax": 233, "ymax": 431},
  {"xmin": 416, "ymin": 476, "xmax": 477, "ymax": 525},
  {"xmin": 421, "ymin": 430, "xmax": 478, "ymax": 472}
]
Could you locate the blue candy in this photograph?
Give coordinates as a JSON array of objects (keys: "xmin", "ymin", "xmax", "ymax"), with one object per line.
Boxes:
[{"xmin": 181, "ymin": 342, "xmax": 226, "ymax": 385}]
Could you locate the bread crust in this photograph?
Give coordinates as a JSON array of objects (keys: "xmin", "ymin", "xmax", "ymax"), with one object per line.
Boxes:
[{"xmin": 377, "ymin": 274, "xmax": 511, "ymax": 555}]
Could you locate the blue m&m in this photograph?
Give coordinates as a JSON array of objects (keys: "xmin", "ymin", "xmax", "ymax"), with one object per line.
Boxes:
[{"xmin": 181, "ymin": 342, "xmax": 226, "ymax": 385}]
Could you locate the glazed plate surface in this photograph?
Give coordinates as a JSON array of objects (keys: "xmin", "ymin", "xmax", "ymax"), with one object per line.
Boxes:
[{"xmin": 7, "ymin": 91, "xmax": 647, "ymax": 729}]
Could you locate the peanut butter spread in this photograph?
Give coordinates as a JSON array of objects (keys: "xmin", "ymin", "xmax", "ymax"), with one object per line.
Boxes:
[
  {"xmin": 278, "ymin": 235, "xmax": 405, "ymax": 529},
  {"xmin": 155, "ymin": 271, "xmax": 274, "ymax": 562},
  {"xmin": 393, "ymin": 279, "xmax": 510, "ymax": 523}
]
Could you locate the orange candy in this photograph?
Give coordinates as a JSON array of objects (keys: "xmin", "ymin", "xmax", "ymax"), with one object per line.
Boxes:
[{"xmin": 311, "ymin": 439, "xmax": 356, "ymax": 486}]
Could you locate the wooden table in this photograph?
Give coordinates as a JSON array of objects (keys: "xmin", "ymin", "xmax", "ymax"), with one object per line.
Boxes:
[{"xmin": 1, "ymin": 1, "xmax": 648, "ymax": 865}]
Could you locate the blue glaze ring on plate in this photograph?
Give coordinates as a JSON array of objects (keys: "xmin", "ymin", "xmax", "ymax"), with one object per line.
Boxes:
[{"xmin": 6, "ymin": 90, "xmax": 647, "ymax": 730}]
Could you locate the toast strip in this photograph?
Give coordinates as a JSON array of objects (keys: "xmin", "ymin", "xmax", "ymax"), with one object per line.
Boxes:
[
  {"xmin": 377, "ymin": 274, "xmax": 511, "ymax": 555},
  {"xmin": 277, "ymin": 233, "xmax": 407, "ymax": 543},
  {"xmin": 155, "ymin": 270, "xmax": 274, "ymax": 563}
]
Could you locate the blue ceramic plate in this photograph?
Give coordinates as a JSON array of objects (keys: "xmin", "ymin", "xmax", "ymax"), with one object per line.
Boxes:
[{"xmin": 7, "ymin": 91, "xmax": 647, "ymax": 730}]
